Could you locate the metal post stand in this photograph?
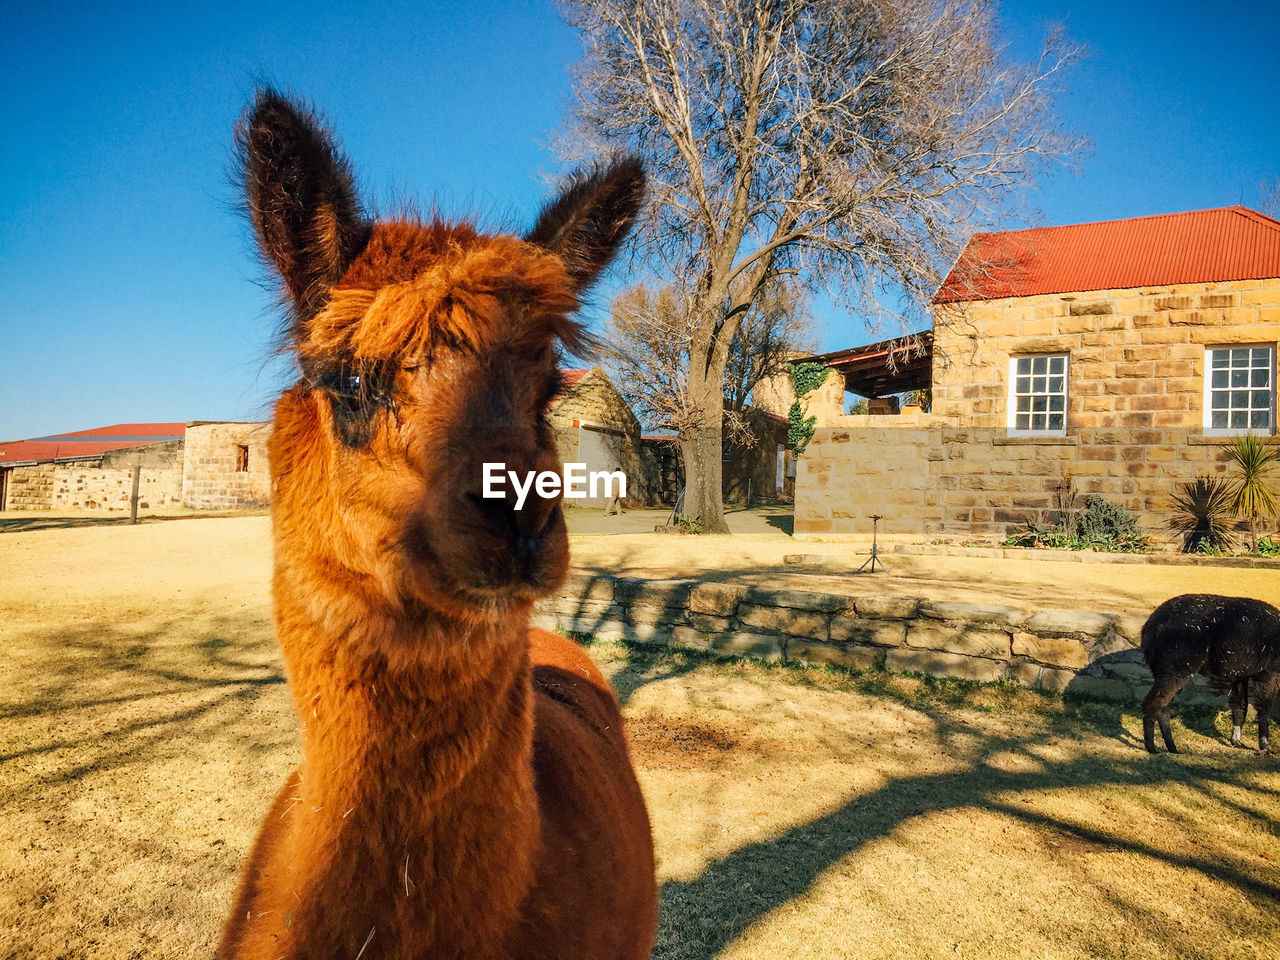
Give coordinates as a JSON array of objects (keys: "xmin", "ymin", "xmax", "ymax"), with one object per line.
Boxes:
[{"xmin": 856, "ymin": 514, "xmax": 888, "ymax": 573}]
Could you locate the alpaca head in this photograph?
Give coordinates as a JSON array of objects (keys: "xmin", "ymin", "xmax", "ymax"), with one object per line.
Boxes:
[{"xmin": 238, "ymin": 91, "xmax": 643, "ymax": 619}]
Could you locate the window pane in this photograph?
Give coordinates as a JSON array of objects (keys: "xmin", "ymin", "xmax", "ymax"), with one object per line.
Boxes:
[
  {"xmin": 1232, "ymin": 348, "xmax": 1249, "ymax": 365},
  {"xmin": 1212, "ymin": 392, "xmax": 1229, "ymax": 410},
  {"xmin": 1251, "ymin": 411, "xmax": 1271, "ymax": 429},
  {"xmin": 1211, "ymin": 350, "xmax": 1229, "ymax": 368},
  {"xmin": 1032, "ymin": 376, "xmax": 1046, "ymax": 393},
  {"xmin": 1252, "ymin": 347, "xmax": 1271, "ymax": 365},
  {"xmin": 1016, "ymin": 377, "xmax": 1030, "ymax": 393},
  {"xmin": 1049, "ymin": 376, "xmax": 1063, "ymax": 392},
  {"xmin": 1049, "ymin": 356, "xmax": 1065, "ymax": 375},
  {"xmin": 1232, "ymin": 369, "xmax": 1249, "ymax": 388},
  {"xmin": 1032, "ymin": 396, "xmax": 1047, "ymax": 412},
  {"xmin": 1212, "ymin": 411, "xmax": 1229, "ymax": 428},
  {"xmin": 1048, "ymin": 414, "xmax": 1064, "ymax": 431},
  {"xmin": 1016, "ymin": 414, "xmax": 1030, "ymax": 430},
  {"xmin": 1253, "ymin": 390, "xmax": 1271, "ymax": 409},
  {"xmin": 1032, "ymin": 414, "xmax": 1046, "ymax": 430},
  {"xmin": 1032, "ymin": 356, "xmax": 1048, "ymax": 375},
  {"xmin": 1232, "ymin": 391, "xmax": 1249, "ymax": 408},
  {"xmin": 1016, "ymin": 358, "xmax": 1032, "ymax": 376},
  {"xmin": 1252, "ymin": 368, "xmax": 1270, "ymax": 387},
  {"xmin": 1232, "ymin": 411, "xmax": 1248, "ymax": 429},
  {"xmin": 1017, "ymin": 396, "xmax": 1031, "ymax": 412},
  {"xmin": 1049, "ymin": 395, "xmax": 1064, "ymax": 412},
  {"xmin": 1212, "ymin": 370, "xmax": 1229, "ymax": 389}
]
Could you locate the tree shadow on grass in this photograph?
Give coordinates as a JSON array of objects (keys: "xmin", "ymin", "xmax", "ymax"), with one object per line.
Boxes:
[
  {"xmin": 0, "ymin": 614, "xmax": 286, "ymax": 805},
  {"xmin": 641, "ymin": 659, "xmax": 1279, "ymax": 959}
]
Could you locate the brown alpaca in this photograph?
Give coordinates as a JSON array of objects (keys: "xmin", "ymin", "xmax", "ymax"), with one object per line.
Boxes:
[{"xmin": 218, "ymin": 91, "xmax": 656, "ymax": 960}]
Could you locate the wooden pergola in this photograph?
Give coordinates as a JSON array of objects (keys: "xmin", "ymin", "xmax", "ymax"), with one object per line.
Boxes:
[{"xmin": 797, "ymin": 330, "xmax": 933, "ymax": 398}]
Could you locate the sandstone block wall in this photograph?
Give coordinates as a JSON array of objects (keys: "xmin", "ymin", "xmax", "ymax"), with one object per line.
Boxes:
[
  {"xmin": 3, "ymin": 441, "xmax": 185, "ymax": 511},
  {"xmin": 794, "ymin": 423, "xmax": 1271, "ymax": 539},
  {"xmin": 932, "ymin": 278, "xmax": 1280, "ymax": 429},
  {"xmin": 531, "ymin": 574, "xmax": 1215, "ymax": 706},
  {"xmin": 181, "ymin": 422, "xmax": 272, "ymax": 509}
]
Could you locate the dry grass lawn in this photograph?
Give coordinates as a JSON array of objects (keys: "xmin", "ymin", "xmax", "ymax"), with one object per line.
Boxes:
[{"xmin": 1, "ymin": 514, "xmax": 1278, "ymax": 959}]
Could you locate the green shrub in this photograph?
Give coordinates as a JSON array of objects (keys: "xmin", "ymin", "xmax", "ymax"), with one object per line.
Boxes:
[
  {"xmin": 673, "ymin": 512, "xmax": 703, "ymax": 534},
  {"xmin": 1004, "ymin": 494, "xmax": 1149, "ymax": 553},
  {"xmin": 1226, "ymin": 432, "xmax": 1278, "ymax": 552},
  {"xmin": 1168, "ymin": 476, "xmax": 1236, "ymax": 554}
]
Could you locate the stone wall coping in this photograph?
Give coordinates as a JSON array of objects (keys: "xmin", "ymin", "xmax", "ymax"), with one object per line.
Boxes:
[
  {"xmin": 887, "ymin": 543, "xmax": 1280, "ymax": 568},
  {"xmin": 917, "ymin": 600, "xmax": 1027, "ymax": 628}
]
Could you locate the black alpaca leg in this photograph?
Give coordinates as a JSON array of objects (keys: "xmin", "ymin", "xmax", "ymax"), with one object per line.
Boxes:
[
  {"xmin": 1143, "ymin": 675, "xmax": 1188, "ymax": 753},
  {"xmin": 1229, "ymin": 679, "xmax": 1249, "ymax": 748},
  {"xmin": 1252, "ymin": 673, "xmax": 1279, "ymax": 753},
  {"xmin": 1158, "ymin": 708, "xmax": 1178, "ymax": 753}
]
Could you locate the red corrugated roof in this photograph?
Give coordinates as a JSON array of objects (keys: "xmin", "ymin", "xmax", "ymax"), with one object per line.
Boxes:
[
  {"xmin": 0, "ymin": 423, "xmax": 186, "ymax": 466},
  {"xmin": 559, "ymin": 368, "xmax": 589, "ymax": 389},
  {"xmin": 551, "ymin": 368, "xmax": 591, "ymax": 402},
  {"xmin": 934, "ymin": 206, "xmax": 1280, "ymax": 303}
]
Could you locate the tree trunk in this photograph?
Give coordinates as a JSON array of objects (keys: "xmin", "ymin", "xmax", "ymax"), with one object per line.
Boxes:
[{"xmin": 680, "ymin": 343, "xmax": 731, "ymax": 534}]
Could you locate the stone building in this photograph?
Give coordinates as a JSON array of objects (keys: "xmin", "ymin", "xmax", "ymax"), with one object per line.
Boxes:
[
  {"xmin": 0, "ymin": 424, "xmax": 186, "ymax": 511},
  {"xmin": 639, "ymin": 407, "xmax": 795, "ymax": 509},
  {"xmin": 181, "ymin": 421, "xmax": 272, "ymax": 509},
  {"xmin": 796, "ymin": 206, "xmax": 1280, "ymax": 541},
  {"xmin": 542, "ymin": 366, "xmax": 646, "ymax": 507}
]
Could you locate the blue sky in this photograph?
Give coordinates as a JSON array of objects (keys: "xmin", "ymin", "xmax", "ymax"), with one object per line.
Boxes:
[{"xmin": 1, "ymin": 0, "xmax": 1277, "ymax": 440}]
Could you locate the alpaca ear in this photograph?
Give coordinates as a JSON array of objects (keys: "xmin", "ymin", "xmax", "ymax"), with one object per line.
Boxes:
[
  {"xmin": 237, "ymin": 90, "xmax": 369, "ymax": 322},
  {"xmin": 526, "ymin": 157, "xmax": 645, "ymax": 293}
]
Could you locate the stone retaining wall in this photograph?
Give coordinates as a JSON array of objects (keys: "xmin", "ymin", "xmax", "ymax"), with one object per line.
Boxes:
[{"xmin": 532, "ymin": 575, "xmax": 1215, "ymax": 706}]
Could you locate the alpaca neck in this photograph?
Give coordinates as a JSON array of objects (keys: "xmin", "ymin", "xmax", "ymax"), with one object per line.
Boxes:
[{"xmin": 271, "ymin": 572, "xmax": 540, "ymax": 949}]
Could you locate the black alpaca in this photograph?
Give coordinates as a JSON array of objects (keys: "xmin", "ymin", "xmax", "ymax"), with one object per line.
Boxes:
[{"xmin": 1140, "ymin": 594, "xmax": 1280, "ymax": 753}]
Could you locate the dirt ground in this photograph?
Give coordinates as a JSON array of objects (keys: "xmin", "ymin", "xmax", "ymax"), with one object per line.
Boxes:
[
  {"xmin": 566, "ymin": 505, "xmax": 1280, "ymax": 615},
  {"xmin": 1, "ymin": 513, "xmax": 1278, "ymax": 959},
  {"xmin": 9, "ymin": 506, "xmax": 1266, "ymax": 616}
]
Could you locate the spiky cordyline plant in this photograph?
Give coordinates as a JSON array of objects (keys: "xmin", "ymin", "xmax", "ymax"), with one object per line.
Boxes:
[
  {"xmin": 1168, "ymin": 476, "xmax": 1237, "ymax": 554},
  {"xmin": 1226, "ymin": 432, "xmax": 1279, "ymax": 552}
]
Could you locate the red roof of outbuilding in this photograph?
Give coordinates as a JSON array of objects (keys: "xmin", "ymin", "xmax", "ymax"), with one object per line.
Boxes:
[
  {"xmin": 934, "ymin": 206, "xmax": 1280, "ymax": 304},
  {"xmin": 0, "ymin": 423, "xmax": 186, "ymax": 466},
  {"xmin": 550, "ymin": 368, "xmax": 591, "ymax": 402}
]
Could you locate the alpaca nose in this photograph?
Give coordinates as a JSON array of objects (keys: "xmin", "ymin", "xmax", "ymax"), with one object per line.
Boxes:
[{"xmin": 466, "ymin": 469, "xmax": 559, "ymax": 542}]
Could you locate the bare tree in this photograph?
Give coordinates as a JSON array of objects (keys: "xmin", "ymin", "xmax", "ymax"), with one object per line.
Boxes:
[
  {"xmin": 558, "ymin": 0, "xmax": 1083, "ymax": 531},
  {"xmin": 602, "ymin": 278, "xmax": 813, "ymax": 448},
  {"xmin": 724, "ymin": 281, "xmax": 816, "ymax": 417}
]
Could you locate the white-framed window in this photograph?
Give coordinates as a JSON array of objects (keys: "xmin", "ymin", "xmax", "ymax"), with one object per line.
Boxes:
[
  {"xmin": 1008, "ymin": 354, "xmax": 1068, "ymax": 436},
  {"xmin": 1204, "ymin": 344, "xmax": 1275, "ymax": 434}
]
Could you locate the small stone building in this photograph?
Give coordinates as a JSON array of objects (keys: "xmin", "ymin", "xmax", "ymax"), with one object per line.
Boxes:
[
  {"xmin": 796, "ymin": 206, "xmax": 1280, "ymax": 541},
  {"xmin": 181, "ymin": 421, "xmax": 272, "ymax": 509},
  {"xmin": 722, "ymin": 407, "xmax": 794, "ymax": 503},
  {"xmin": 546, "ymin": 367, "xmax": 645, "ymax": 507}
]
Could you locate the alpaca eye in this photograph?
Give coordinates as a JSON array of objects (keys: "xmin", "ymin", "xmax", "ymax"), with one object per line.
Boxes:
[
  {"xmin": 309, "ymin": 362, "xmax": 397, "ymax": 447},
  {"xmin": 335, "ymin": 371, "xmax": 362, "ymax": 398}
]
